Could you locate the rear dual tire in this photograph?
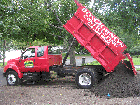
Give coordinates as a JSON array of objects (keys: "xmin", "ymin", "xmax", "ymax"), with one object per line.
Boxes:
[{"xmin": 75, "ymin": 70, "xmax": 96, "ymax": 89}]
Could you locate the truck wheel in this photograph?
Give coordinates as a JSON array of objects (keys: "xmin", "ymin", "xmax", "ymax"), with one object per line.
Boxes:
[
  {"xmin": 75, "ymin": 70, "xmax": 95, "ymax": 89},
  {"xmin": 6, "ymin": 71, "xmax": 20, "ymax": 86}
]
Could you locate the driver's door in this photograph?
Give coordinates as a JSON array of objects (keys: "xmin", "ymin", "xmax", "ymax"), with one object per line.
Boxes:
[{"xmin": 19, "ymin": 48, "xmax": 36, "ymax": 72}]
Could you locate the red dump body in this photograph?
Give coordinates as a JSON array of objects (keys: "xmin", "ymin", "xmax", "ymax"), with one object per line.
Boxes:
[{"xmin": 63, "ymin": 1, "xmax": 137, "ymax": 74}]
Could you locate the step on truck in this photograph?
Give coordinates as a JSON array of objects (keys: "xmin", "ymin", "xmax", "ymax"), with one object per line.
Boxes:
[{"xmin": 3, "ymin": 0, "xmax": 137, "ymax": 89}]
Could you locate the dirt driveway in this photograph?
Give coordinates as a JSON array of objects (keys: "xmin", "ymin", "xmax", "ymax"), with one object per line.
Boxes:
[{"xmin": 0, "ymin": 70, "xmax": 140, "ymax": 105}]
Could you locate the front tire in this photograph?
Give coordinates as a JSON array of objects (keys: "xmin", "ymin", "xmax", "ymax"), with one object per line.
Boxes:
[
  {"xmin": 6, "ymin": 71, "xmax": 20, "ymax": 86},
  {"xmin": 75, "ymin": 70, "xmax": 95, "ymax": 89}
]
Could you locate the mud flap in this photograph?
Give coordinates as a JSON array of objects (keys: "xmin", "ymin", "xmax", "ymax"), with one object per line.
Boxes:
[{"xmin": 122, "ymin": 53, "xmax": 137, "ymax": 76}]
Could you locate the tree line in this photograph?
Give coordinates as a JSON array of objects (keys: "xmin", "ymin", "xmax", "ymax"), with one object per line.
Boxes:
[{"xmin": 0, "ymin": 0, "xmax": 140, "ymax": 65}]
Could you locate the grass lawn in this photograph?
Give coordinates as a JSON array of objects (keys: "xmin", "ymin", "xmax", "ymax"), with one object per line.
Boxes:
[
  {"xmin": 85, "ymin": 57, "xmax": 140, "ymax": 71},
  {"xmin": 137, "ymin": 68, "xmax": 140, "ymax": 71},
  {"xmin": 75, "ymin": 54, "xmax": 91, "ymax": 56},
  {"xmin": 0, "ymin": 62, "xmax": 7, "ymax": 67},
  {"xmin": 1, "ymin": 56, "xmax": 140, "ymax": 71},
  {"xmin": 62, "ymin": 53, "xmax": 140, "ymax": 71},
  {"xmin": 124, "ymin": 58, "xmax": 140, "ymax": 65},
  {"xmin": 85, "ymin": 61, "xmax": 101, "ymax": 65},
  {"xmin": 62, "ymin": 53, "xmax": 91, "ymax": 59}
]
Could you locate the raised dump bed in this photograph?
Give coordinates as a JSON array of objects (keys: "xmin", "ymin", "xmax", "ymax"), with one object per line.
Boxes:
[{"xmin": 63, "ymin": 0, "xmax": 137, "ymax": 75}]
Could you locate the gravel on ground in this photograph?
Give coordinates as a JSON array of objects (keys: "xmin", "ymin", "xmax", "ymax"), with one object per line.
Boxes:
[{"xmin": 0, "ymin": 63, "xmax": 140, "ymax": 105}]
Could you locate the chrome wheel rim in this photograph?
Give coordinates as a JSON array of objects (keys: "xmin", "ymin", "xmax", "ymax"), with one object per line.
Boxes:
[
  {"xmin": 7, "ymin": 74, "xmax": 16, "ymax": 85},
  {"xmin": 79, "ymin": 73, "xmax": 91, "ymax": 85}
]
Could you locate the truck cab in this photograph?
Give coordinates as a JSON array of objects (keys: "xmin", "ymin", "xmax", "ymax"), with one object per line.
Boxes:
[{"xmin": 3, "ymin": 46, "xmax": 62, "ymax": 86}]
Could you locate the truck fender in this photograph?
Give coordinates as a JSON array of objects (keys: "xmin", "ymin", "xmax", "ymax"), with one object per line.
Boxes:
[{"xmin": 5, "ymin": 64, "xmax": 23, "ymax": 79}]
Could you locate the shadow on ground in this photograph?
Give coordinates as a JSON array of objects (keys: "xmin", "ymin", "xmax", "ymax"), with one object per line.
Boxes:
[{"xmin": 20, "ymin": 76, "xmax": 77, "ymax": 89}]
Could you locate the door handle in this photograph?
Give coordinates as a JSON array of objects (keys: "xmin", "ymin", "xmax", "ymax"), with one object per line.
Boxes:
[{"xmin": 34, "ymin": 59, "xmax": 35, "ymax": 62}]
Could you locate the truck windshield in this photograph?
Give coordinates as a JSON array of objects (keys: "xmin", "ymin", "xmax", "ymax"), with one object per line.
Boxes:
[
  {"xmin": 48, "ymin": 46, "xmax": 61, "ymax": 55},
  {"xmin": 22, "ymin": 48, "xmax": 35, "ymax": 59}
]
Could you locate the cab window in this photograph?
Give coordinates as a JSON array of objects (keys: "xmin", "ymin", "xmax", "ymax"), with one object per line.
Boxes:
[
  {"xmin": 48, "ymin": 46, "xmax": 61, "ymax": 55},
  {"xmin": 37, "ymin": 46, "xmax": 44, "ymax": 57},
  {"xmin": 22, "ymin": 48, "xmax": 35, "ymax": 59}
]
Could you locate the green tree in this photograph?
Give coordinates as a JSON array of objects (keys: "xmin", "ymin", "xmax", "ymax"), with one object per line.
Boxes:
[
  {"xmin": 52, "ymin": 0, "xmax": 91, "ymax": 65},
  {"xmin": 91, "ymin": 0, "xmax": 140, "ymax": 52},
  {"xmin": 0, "ymin": 0, "xmax": 21, "ymax": 65},
  {"xmin": 0, "ymin": 0, "xmax": 92, "ymax": 66}
]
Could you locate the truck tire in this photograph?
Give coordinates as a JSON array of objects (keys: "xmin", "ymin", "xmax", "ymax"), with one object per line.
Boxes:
[
  {"xmin": 6, "ymin": 71, "xmax": 20, "ymax": 86},
  {"xmin": 75, "ymin": 70, "xmax": 97, "ymax": 89},
  {"xmin": 88, "ymin": 67, "xmax": 104, "ymax": 83}
]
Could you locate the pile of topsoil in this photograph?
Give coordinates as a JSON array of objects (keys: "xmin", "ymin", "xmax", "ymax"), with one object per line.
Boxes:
[{"xmin": 91, "ymin": 62, "xmax": 140, "ymax": 98}]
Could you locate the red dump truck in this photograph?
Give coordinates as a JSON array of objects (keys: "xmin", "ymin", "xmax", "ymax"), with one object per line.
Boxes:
[{"xmin": 3, "ymin": 0, "xmax": 137, "ymax": 89}]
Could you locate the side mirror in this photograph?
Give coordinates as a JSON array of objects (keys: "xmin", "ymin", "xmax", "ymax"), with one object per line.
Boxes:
[
  {"xmin": 20, "ymin": 55, "xmax": 23, "ymax": 59},
  {"xmin": 20, "ymin": 53, "xmax": 25, "ymax": 59},
  {"xmin": 21, "ymin": 50, "xmax": 24, "ymax": 54},
  {"xmin": 19, "ymin": 56, "xmax": 23, "ymax": 62}
]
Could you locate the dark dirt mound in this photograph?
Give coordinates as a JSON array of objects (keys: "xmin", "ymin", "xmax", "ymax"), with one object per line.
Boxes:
[{"xmin": 91, "ymin": 62, "xmax": 140, "ymax": 98}]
